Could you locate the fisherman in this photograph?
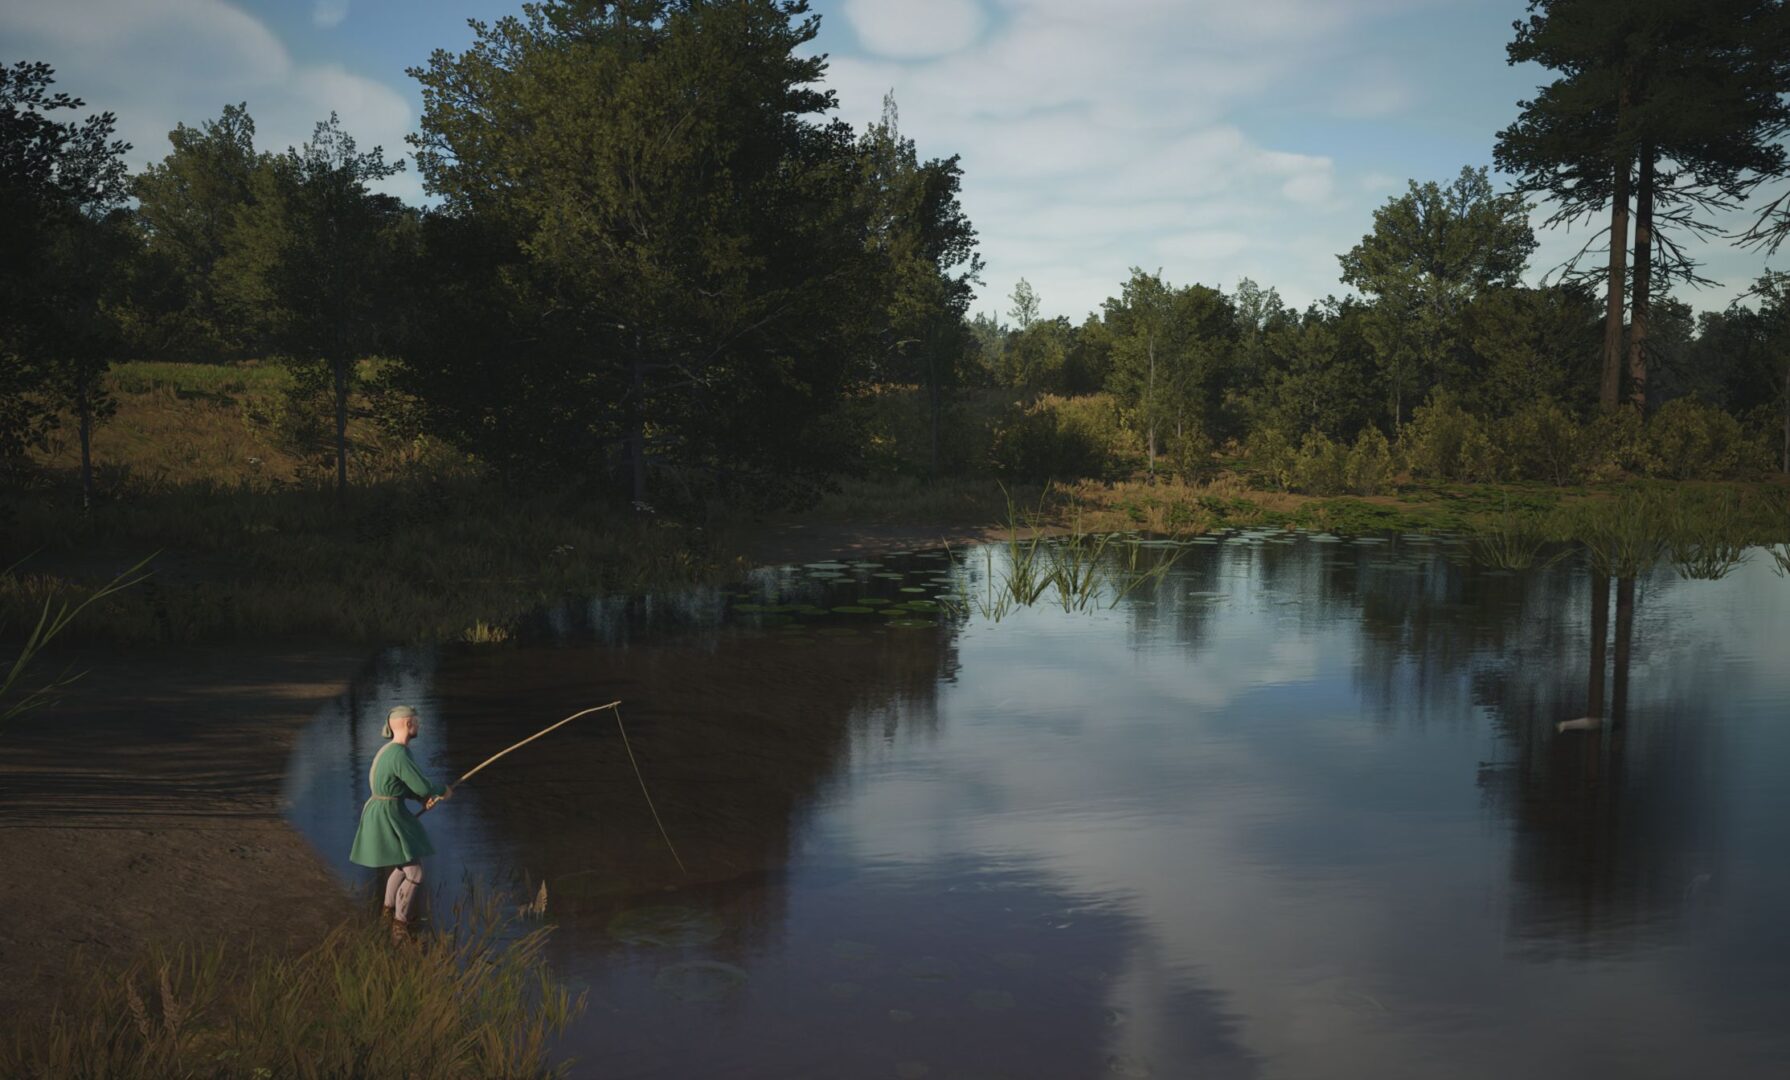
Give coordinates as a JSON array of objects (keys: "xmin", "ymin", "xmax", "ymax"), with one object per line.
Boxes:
[{"xmin": 349, "ymin": 705, "xmax": 453, "ymax": 942}]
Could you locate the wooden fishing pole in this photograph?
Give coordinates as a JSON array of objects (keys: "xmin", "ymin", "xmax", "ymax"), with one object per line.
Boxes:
[{"xmin": 425, "ymin": 700, "xmax": 688, "ymax": 876}]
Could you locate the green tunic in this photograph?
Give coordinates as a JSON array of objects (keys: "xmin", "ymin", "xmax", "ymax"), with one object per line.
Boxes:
[{"xmin": 348, "ymin": 741, "xmax": 448, "ymax": 868}]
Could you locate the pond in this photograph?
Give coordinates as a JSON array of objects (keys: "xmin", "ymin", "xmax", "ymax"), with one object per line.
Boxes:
[{"xmin": 282, "ymin": 533, "xmax": 1790, "ymax": 1079}]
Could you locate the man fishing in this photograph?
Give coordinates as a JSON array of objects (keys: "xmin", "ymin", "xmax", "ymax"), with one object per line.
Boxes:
[{"xmin": 349, "ymin": 705, "xmax": 453, "ymax": 942}]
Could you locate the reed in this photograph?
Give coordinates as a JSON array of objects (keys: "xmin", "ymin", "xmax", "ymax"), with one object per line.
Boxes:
[
  {"xmin": 1, "ymin": 554, "xmax": 153, "ymax": 722},
  {"xmin": 1664, "ymin": 489, "xmax": 1752, "ymax": 580},
  {"xmin": 1, "ymin": 888, "xmax": 586, "ymax": 1079},
  {"xmin": 940, "ymin": 488, "xmax": 1184, "ymax": 619},
  {"xmin": 1465, "ymin": 503, "xmax": 1551, "ymax": 570},
  {"xmin": 1563, "ymin": 490, "xmax": 1670, "ymax": 579}
]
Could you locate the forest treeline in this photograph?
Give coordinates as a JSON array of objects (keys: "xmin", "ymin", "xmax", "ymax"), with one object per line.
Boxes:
[{"xmin": 4, "ymin": 0, "xmax": 1790, "ymax": 514}]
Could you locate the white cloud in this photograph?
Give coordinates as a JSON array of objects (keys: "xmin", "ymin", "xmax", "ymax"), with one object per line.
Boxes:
[
  {"xmin": 0, "ymin": 0, "xmax": 419, "ymax": 202},
  {"xmin": 842, "ymin": 0, "xmax": 985, "ymax": 59},
  {"xmin": 313, "ymin": 1, "xmax": 350, "ymax": 30},
  {"xmin": 820, "ymin": 0, "xmax": 1430, "ymax": 316}
]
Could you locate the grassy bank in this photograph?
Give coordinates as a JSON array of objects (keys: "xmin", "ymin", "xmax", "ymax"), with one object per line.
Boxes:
[
  {"xmin": 5, "ymin": 363, "xmax": 1787, "ymax": 648},
  {"xmin": 3, "ymin": 361, "xmax": 741, "ymax": 646},
  {"xmin": 2, "ymin": 892, "xmax": 585, "ymax": 1079}
]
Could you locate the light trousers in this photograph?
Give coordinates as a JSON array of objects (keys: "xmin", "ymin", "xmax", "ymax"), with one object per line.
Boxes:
[{"xmin": 383, "ymin": 862, "xmax": 424, "ymax": 922}]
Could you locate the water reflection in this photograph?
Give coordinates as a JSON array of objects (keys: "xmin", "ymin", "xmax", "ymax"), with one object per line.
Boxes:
[{"xmin": 284, "ymin": 539, "xmax": 1790, "ymax": 1078}]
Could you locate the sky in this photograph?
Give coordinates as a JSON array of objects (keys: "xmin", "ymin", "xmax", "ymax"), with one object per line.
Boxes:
[{"xmin": 4, "ymin": 0, "xmax": 1785, "ymax": 321}]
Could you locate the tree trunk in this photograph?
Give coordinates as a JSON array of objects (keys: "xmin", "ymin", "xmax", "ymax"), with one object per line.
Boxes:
[
  {"xmin": 1601, "ymin": 142, "xmax": 1630, "ymax": 412},
  {"xmin": 1782, "ymin": 364, "xmax": 1788, "ymax": 474},
  {"xmin": 1588, "ymin": 571, "xmax": 1609, "ymax": 719},
  {"xmin": 1146, "ymin": 335, "xmax": 1157, "ymax": 478},
  {"xmin": 78, "ymin": 391, "xmax": 94, "ymax": 513},
  {"xmin": 1627, "ymin": 146, "xmax": 1653, "ymax": 413},
  {"xmin": 333, "ymin": 357, "xmax": 349, "ymax": 506},
  {"xmin": 1611, "ymin": 576, "xmax": 1635, "ymax": 726}
]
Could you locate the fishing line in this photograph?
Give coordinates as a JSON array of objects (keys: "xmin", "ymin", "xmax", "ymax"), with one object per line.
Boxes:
[{"xmin": 443, "ymin": 700, "xmax": 688, "ymax": 877}]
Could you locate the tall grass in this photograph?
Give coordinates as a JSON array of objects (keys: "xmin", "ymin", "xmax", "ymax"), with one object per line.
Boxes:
[
  {"xmin": 1465, "ymin": 504, "xmax": 1551, "ymax": 570},
  {"xmin": 1, "ymin": 554, "xmax": 153, "ymax": 721},
  {"xmin": 1, "ymin": 890, "xmax": 586, "ymax": 1079},
  {"xmin": 942, "ymin": 487, "xmax": 1184, "ymax": 620},
  {"xmin": 1663, "ymin": 488, "xmax": 1751, "ymax": 580}
]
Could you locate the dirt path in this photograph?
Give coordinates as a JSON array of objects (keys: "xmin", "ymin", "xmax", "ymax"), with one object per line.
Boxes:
[{"xmin": 0, "ymin": 523, "xmax": 1002, "ymax": 1026}]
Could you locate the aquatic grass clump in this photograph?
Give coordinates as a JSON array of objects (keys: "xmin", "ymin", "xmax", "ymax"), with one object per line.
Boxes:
[
  {"xmin": 1559, "ymin": 490, "xmax": 1671, "ymax": 579},
  {"xmin": 939, "ymin": 486, "xmax": 1186, "ymax": 620},
  {"xmin": 461, "ymin": 620, "xmax": 513, "ymax": 644},
  {"xmin": 1464, "ymin": 504, "xmax": 1551, "ymax": 570},
  {"xmin": 1664, "ymin": 489, "xmax": 1751, "ymax": 580},
  {"xmin": 1770, "ymin": 544, "xmax": 1790, "ymax": 577},
  {"xmin": 1, "ymin": 890, "xmax": 587, "ymax": 1079}
]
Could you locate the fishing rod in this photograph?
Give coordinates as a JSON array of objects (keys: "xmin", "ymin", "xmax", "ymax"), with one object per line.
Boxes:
[{"xmin": 424, "ymin": 700, "xmax": 687, "ymax": 876}]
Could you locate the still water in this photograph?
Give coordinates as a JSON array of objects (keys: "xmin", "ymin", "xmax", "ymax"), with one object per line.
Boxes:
[{"xmin": 283, "ymin": 533, "xmax": 1790, "ymax": 1079}]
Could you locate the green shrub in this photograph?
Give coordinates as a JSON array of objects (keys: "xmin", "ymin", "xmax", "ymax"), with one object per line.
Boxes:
[
  {"xmin": 988, "ymin": 393, "xmax": 1137, "ymax": 481},
  {"xmin": 1344, "ymin": 426, "xmax": 1395, "ymax": 495},
  {"xmin": 1401, "ymin": 391, "xmax": 1502, "ymax": 482},
  {"xmin": 1290, "ymin": 431, "xmax": 1349, "ymax": 495},
  {"xmin": 1644, "ymin": 398, "xmax": 1767, "ymax": 480},
  {"xmin": 1497, "ymin": 399, "xmax": 1585, "ymax": 485},
  {"xmin": 1580, "ymin": 406, "xmax": 1649, "ymax": 480},
  {"xmin": 1243, "ymin": 426, "xmax": 1296, "ymax": 491},
  {"xmin": 1166, "ymin": 426, "xmax": 1217, "ymax": 483}
]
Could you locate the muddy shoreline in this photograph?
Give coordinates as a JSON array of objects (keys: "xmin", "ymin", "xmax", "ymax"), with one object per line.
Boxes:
[{"xmin": 0, "ymin": 524, "xmax": 998, "ymax": 1026}]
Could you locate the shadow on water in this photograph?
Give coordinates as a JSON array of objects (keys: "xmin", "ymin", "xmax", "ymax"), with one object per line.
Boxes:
[{"xmin": 283, "ymin": 537, "xmax": 1790, "ymax": 1079}]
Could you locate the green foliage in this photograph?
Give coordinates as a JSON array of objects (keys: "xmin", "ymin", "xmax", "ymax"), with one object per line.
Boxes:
[
  {"xmin": 1344, "ymin": 426, "xmax": 1396, "ymax": 495},
  {"xmin": 403, "ymin": 0, "xmax": 891, "ymax": 503},
  {"xmin": 128, "ymin": 103, "xmax": 267, "ymax": 360},
  {"xmin": 1339, "ymin": 166, "xmax": 1536, "ymax": 425},
  {"xmin": 1242, "ymin": 426, "xmax": 1296, "ymax": 491},
  {"xmin": 989, "ymin": 394, "xmax": 1137, "ymax": 481},
  {"xmin": 0, "ymin": 61, "xmax": 133, "ymax": 471},
  {"xmin": 1290, "ymin": 431, "xmax": 1349, "ymax": 495},
  {"xmin": 0, "ymin": 891, "xmax": 586, "ymax": 1079},
  {"xmin": 1643, "ymin": 398, "xmax": 1768, "ymax": 480},
  {"xmin": 1496, "ymin": 398, "xmax": 1585, "ymax": 486},
  {"xmin": 1400, "ymin": 391, "xmax": 1502, "ymax": 482}
]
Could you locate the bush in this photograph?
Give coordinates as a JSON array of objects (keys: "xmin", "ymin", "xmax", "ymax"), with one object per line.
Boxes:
[
  {"xmin": 1580, "ymin": 406, "xmax": 1648, "ymax": 481},
  {"xmin": 1344, "ymin": 426, "xmax": 1395, "ymax": 495},
  {"xmin": 1243, "ymin": 426, "xmax": 1296, "ymax": 491},
  {"xmin": 1497, "ymin": 399, "xmax": 1584, "ymax": 486},
  {"xmin": 1165, "ymin": 426, "xmax": 1217, "ymax": 483},
  {"xmin": 1291, "ymin": 431, "xmax": 1349, "ymax": 495},
  {"xmin": 988, "ymin": 393, "xmax": 1138, "ymax": 481},
  {"xmin": 1401, "ymin": 391, "xmax": 1501, "ymax": 482},
  {"xmin": 1643, "ymin": 398, "xmax": 1768, "ymax": 480}
]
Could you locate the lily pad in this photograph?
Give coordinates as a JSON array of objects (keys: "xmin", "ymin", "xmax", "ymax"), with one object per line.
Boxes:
[
  {"xmin": 607, "ymin": 906, "xmax": 723, "ymax": 948},
  {"xmin": 899, "ymin": 586, "xmax": 928, "ymax": 593},
  {"xmin": 832, "ymin": 606, "xmax": 876, "ymax": 614},
  {"xmin": 856, "ymin": 597, "xmax": 893, "ymax": 606},
  {"xmin": 653, "ymin": 960, "xmax": 748, "ymax": 1003}
]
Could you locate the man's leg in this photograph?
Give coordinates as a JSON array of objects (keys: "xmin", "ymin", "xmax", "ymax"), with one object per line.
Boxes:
[
  {"xmin": 383, "ymin": 867, "xmax": 404, "ymax": 916},
  {"xmin": 393, "ymin": 862, "xmax": 425, "ymax": 926}
]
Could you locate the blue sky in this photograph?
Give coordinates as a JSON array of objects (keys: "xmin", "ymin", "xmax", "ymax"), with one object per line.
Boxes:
[{"xmin": 5, "ymin": 0, "xmax": 1783, "ymax": 319}]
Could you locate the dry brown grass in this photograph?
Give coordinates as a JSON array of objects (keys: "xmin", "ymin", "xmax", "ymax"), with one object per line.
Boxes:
[{"xmin": 1, "ymin": 890, "xmax": 586, "ymax": 1079}]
